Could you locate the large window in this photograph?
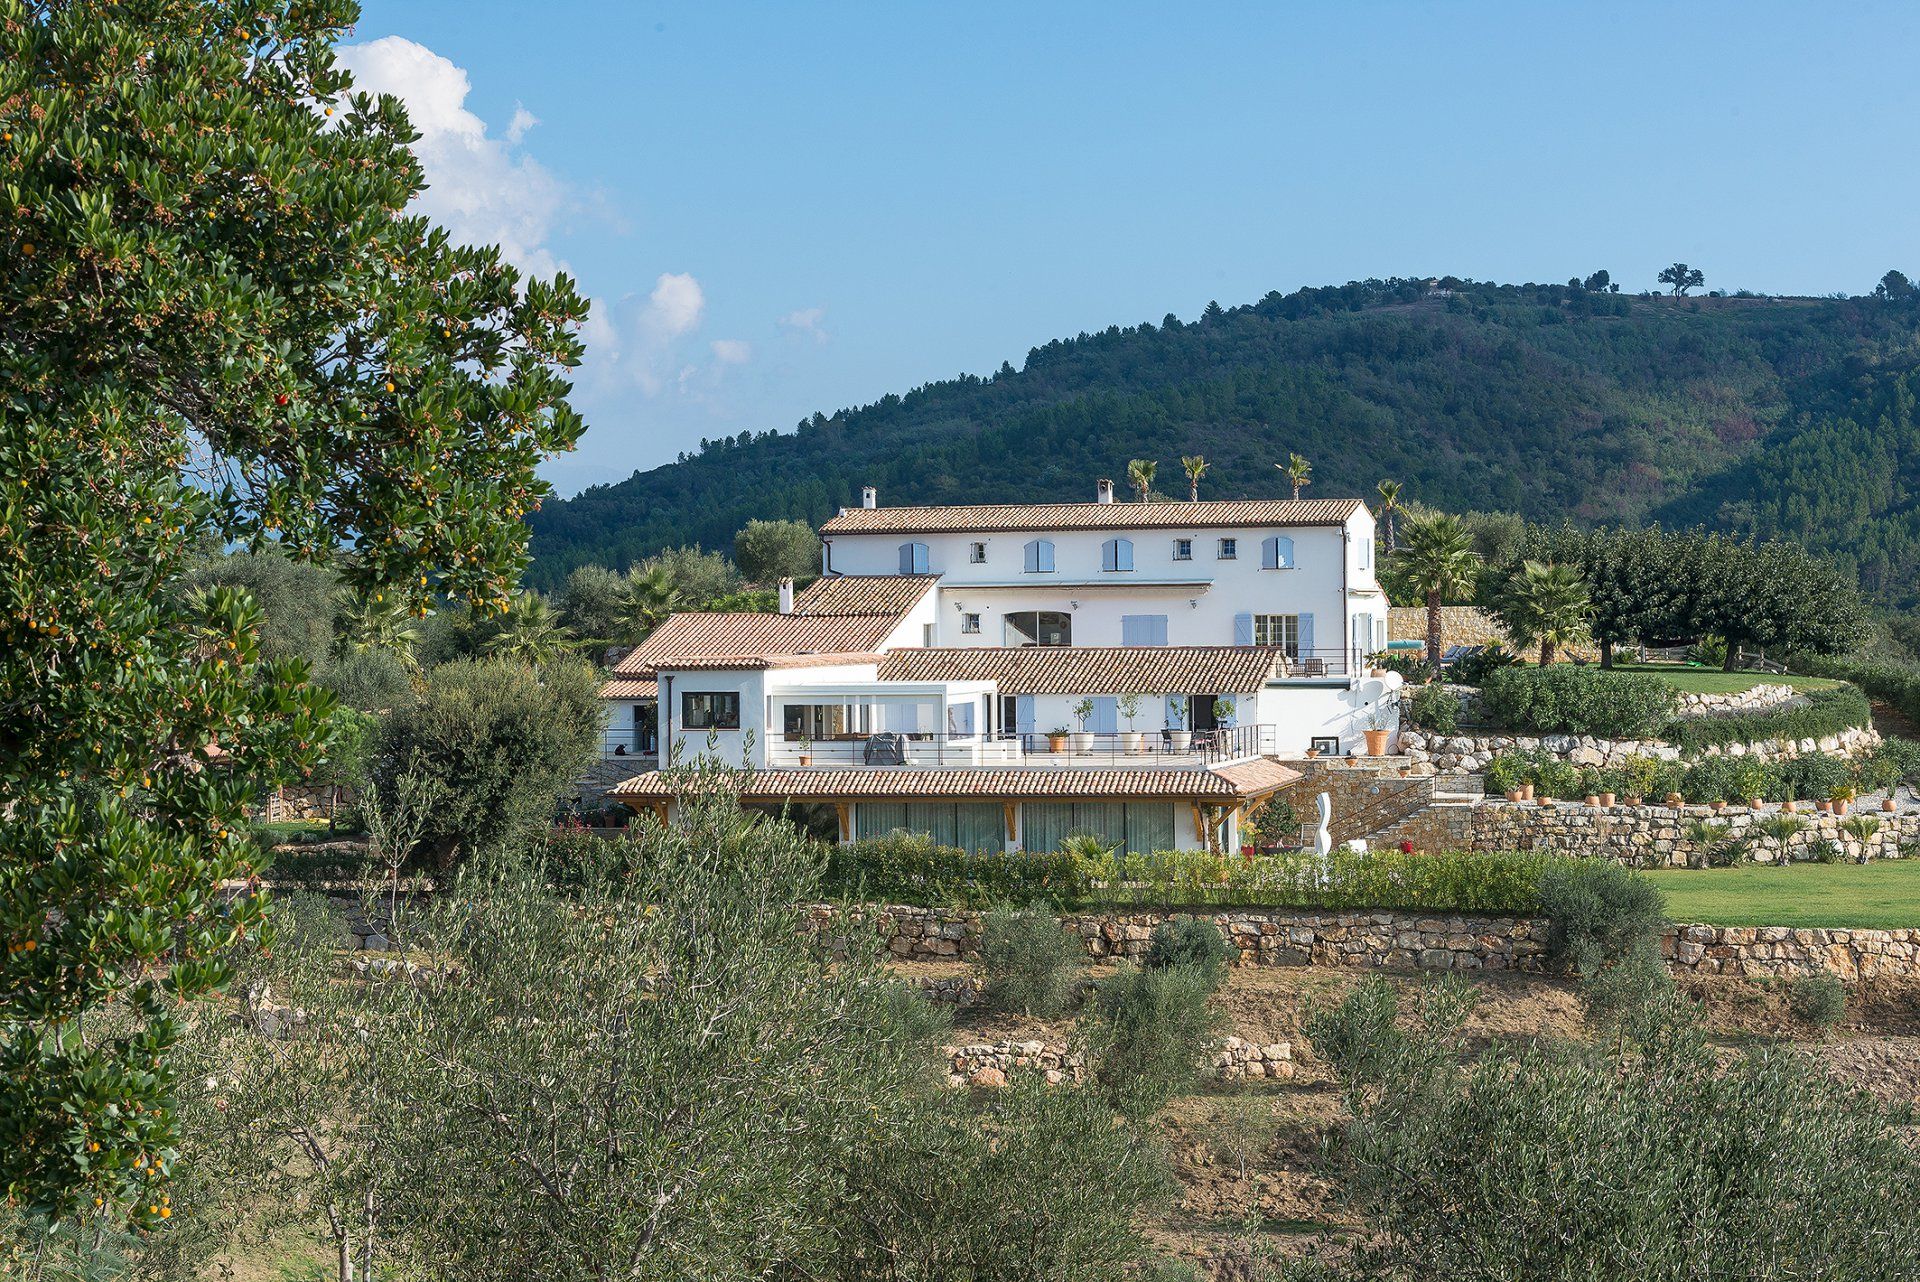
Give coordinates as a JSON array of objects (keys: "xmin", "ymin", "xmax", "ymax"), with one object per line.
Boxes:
[
  {"xmin": 682, "ymin": 690, "xmax": 741, "ymax": 730},
  {"xmin": 1254, "ymin": 613, "xmax": 1299, "ymax": 653},
  {"xmin": 1023, "ymin": 539, "xmax": 1056, "ymax": 573},
  {"xmin": 1005, "ymin": 610, "xmax": 1071, "ymax": 646},
  {"xmin": 1100, "ymin": 537, "xmax": 1134, "ymax": 572},
  {"xmin": 782, "ymin": 702, "xmax": 867, "ymax": 740},
  {"xmin": 898, "ymin": 541, "xmax": 931, "ymax": 574}
]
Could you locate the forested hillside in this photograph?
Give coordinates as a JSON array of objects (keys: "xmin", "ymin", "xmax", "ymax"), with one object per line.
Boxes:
[{"xmin": 528, "ymin": 277, "xmax": 1920, "ymax": 604}]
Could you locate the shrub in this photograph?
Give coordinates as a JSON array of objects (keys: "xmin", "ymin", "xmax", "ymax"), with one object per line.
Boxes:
[
  {"xmin": 1795, "ymin": 654, "xmax": 1920, "ymax": 728},
  {"xmin": 1680, "ymin": 755, "xmax": 1778, "ymax": 805},
  {"xmin": 1534, "ymin": 859, "xmax": 1668, "ymax": 976},
  {"xmin": 1405, "ymin": 684, "xmax": 1460, "ymax": 732},
  {"xmin": 1806, "ymin": 839, "xmax": 1845, "ymax": 865},
  {"xmin": 1855, "ymin": 737, "xmax": 1920, "ymax": 793},
  {"xmin": 1578, "ymin": 945, "xmax": 1676, "ymax": 1043},
  {"xmin": 1084, "ymin": 963, "xmax": 1224, "ymax": 1117},
  {"xmin": 1370, "ymin": 650, "xmax": 1433, "ymax": 680},
  {"xmin": 1789, "ymin": 973, "xmax": 1847, "ymax": 1032},
  {"xmin": 1143, "ymin": 916, "xmax": 1236, "ymax": 984},
  {"xmin": 980, "ymin": 904, "xmax": 1084, "ymax": 1019},
  {"xmin": 1533, "ymin": 757, "xmax": 1584, "ymax": 801},
  {"xmin": 826, "ymin": 831, "xmax": 1087, "ymax": 909},
  {"xmin": 1663, "ymin": 685, "xmax": 1872, "ymax": 753},
  {"xmin": 1447, "ymin": 645, "xmax": 1522, "ymax": 687},
  {"xmin": 1778, "ymin": 751, "xmax": 1853, "ymax": 803},
  {"xmin": 1481, "ymin": 666, "xmax": 1678, "ymax": 738},
  {"xmin": 1613, "ymin": 754, "xmax": 1675, "ymax": 801}
]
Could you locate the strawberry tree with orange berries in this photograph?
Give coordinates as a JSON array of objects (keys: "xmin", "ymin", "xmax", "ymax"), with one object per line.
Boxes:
[{"xmin": 1, "ymin": 0, "xmax": 586, "ymax": 1225}]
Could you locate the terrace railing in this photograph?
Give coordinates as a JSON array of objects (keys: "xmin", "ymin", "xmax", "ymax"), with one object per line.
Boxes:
[{"xmin": 762, "ymin": 724, "xmax": 1276, "ymax": 770}]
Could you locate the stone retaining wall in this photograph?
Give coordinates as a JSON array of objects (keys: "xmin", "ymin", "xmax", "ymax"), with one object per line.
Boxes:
[
  {"xmin": 948, "ymin": 1035, "xmax": 1292, "ymax": 1087},
  {"xmin": 815, "ymin": 904, "xmax": 1551, "ymax": 973},
  {"xmin": 1664, "ymin": 924, "xmax": 1920, "ymax": 982},
  {"xmin": 1468, "ymin": 799, "xmax": 1920, "ymax": 866},
  {"xmin": 1401, "ymin": 722, "xmax": 1879, "ymax": 774}
]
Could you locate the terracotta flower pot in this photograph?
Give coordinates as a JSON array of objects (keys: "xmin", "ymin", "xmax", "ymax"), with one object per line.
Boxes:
[
  {"xmin": 1816, "ymin": 800, "xmax": 1833, "ymax": 813},
  {"xmin": 1623, "ymin": 795, "xmax": 1643, "ymax": 808},
  {"xmin": 1711, "ymin": 801, "xmax": 1727, "ymax": 813},
  {"xmin": 1364, "ymin": 729, "xmax": 1390, "ymax": 757},
  {"xmin": 1505, "ymin": 789, "xmax": 1523, "ymax": 802},
  {"xmin": 1664, "ymin": 792, "xmax": 1685, "ymax": 808},
  {"xmin": 1784, "ymin": 800, "xmax": 1799, "ymax": 813},
  {"xmin": 1583, "ymin": 794, "xmax": 1600, "ymax": 808},
  {"xmin": 1884, "ymin": 798, "xmax": 1898, "ymax": 813},
  {"xmin": 1749, "ymin": 797, "xmax": 1766, "ymax": 810},
  {"xmin": 1598, "ymin": 792, "xmax": 1616, "ymax": 808},
  {"xmin": 1518, "ymin": 783, "xmax": 1536, "ymax": 801},
  {"xmin": 1537, "ymin": 796, "xmax": 1554, "ymax": 807}
]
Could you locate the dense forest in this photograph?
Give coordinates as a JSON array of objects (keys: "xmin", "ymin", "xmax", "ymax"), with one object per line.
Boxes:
[{"xmin": 527, "ymin": 277, "xmax": 1920, "ymax": 605}]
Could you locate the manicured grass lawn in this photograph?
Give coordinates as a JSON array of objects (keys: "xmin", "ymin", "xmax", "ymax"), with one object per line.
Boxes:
[
  {"xmin": 1610, "ymin": 662, "xmax": 1844, "ymax": 695},
  {"xmin": 1646, "ymin": 860, "xmax": 1920, "ymax": 930}
]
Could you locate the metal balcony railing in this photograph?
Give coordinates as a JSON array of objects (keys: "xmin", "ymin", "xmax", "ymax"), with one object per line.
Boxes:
[{"xmin": 763, "ymin": 724, "xmax": 1275, "ymax": 769}]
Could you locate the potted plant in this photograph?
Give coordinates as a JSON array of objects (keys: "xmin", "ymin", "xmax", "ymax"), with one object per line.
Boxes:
[
  {"xmin": 1664, "ymin": 791, "xmax": 1685, "ymax": 808},
  {"xmin": 1362, "ymin": 697, "xmax": 1394, "ymax": 757},
  {"xmin": 1519, "ymin": 781, "xmax": 1536, "ymax": 801},
  {"xmin": 1070, "ymin": 699, "xmax": 1096, "ymax": 755},
  {"xmin": 1167, "ymin": 699, "xmax": 1191, "ymax": 753},
  {"xmin": 1749, "ymin": 796, "xmax": 1766, "ymax": 811},
  {"xmin": 1831, "ymin": 783, "xmax": 1856, "ymax": 815},
  {"xmin": 1212, "ymin": 697, "xmax": 1236, "ymax": 735},
  {"xmin": 1815, "ymin": 797, "xmax": 1834, "ymax": 814},
  {"xmin": 1883, "ymin": 795, "xmax": 1899, "ymax": 813},
  {"xmin": 795, "ymin": 732, "xmax": 813, "ymax": 767},
  {"xmin": 1118, "ymin": 692, "xmax": 1146, "ymax": 753},
  {"xmin": 1583, "ymin": 792, "xmax": 1601, "ymax": 808},
  {"xmin": 1047, "ymin": 726, "xmax": 1070, "ymax": 754}
]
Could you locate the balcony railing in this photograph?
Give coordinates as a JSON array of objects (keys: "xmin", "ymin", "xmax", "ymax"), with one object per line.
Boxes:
[
  {"xmin": 1269, "ymin": 647, "xmax": 1366, "ymax": 680},
  {"xmin": 763, "ymin": 724, "xmax": 1274, "ymax": 769}
]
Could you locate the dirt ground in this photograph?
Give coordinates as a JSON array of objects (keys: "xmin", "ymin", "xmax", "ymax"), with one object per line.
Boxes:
[{"xmin": 895, "ymin": 959, "xmax": 1920, "ymax": 1276}]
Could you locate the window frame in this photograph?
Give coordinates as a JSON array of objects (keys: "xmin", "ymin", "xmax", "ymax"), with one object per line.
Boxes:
[
  {"xmin": 681, "ymin": 690, "xmax": 742, "ymax": 730},
  {"xmin": 1253, "ymin": 613, "xmax": 1300, "ymax": 654},
  {"xmin": 961, "ymin": 612, "xmax": 982, "ymax": 635},
  {"xmin": 1217, "ymin": 537, "xmax": 1238, "ymax": 560},
  {"xmin": 1172, "ymin": 538, "xmax": 1193, "ymax": 562},
  {"xmin": 969, "ymin": 541, "xmax": 988, "ymax": 564}
]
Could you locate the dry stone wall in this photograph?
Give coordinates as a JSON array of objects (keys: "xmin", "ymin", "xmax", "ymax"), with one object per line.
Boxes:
[
  {"xmin": 947, "ymin": 1035, "xmax": 1292, "ymax": 1087},
  {"xmin": 1468, "ymin": 799, "xmax": 1920, "ymax": 866},
  {"xmin": 814, "ymin": 904, "xmax": 1551, "ymax": 973},
  {"xmin": 1401, "ymin": 722, "xmax": 1879, "ymax": 774},
  {"xmin": 1664, "ymin": 924, "xmax": 1920, "ymax": 982}
]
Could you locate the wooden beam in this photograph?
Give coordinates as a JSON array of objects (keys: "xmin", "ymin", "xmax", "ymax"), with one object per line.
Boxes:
[
  {"xmin": 1003, "ymin": 803, "xmax": 1020, "ymax": 846},
  {"xmin": 835, "ymin": 802, "xmax": 852, "ymax": 843}
]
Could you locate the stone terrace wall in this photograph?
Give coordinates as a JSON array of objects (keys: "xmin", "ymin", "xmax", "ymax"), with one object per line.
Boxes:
[
  {"xmin": 1665, "ymin": 925, "xmax": 1920, "ymax": 982},
  {"xmin": 1469, "ymin": 799, "xmax": 1920, "ymax": 866},
  {"xmin": 814, "ymin": 904, "xmax": 1551, "ymax": 973},
  {"xmin": 1401, "ymin": 722, "xmax": 1880, "ymax": 774},
  {"xmin": 948, "ymin": 1035, "xmax": 1293, "ymax": 1087}
]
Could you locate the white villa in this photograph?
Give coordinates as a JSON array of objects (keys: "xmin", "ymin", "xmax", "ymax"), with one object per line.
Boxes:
[{"xmin": 605, "ymin": 480, "xmax": 1404, "ymax": 853}]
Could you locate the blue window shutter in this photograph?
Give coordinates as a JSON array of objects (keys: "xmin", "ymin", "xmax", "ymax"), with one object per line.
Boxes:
[
  {"xmin": 1233, "ymin": 612, "xmax": 1254, "ymax": 645},
  {"xmin": 1149, "ymin": 615, "xmax": 1168, "ymax": 645},
  {"xmin": 1101, "ymin": 539, "xmax": 1117, "ymax": 572},
  {"xmin": 1262, "ymin": 536, "xmax": 1279, "ymax": 569},
  {"xmin": 1276, "ymin": 536, "xmax": 1293, "ymax": 568},
  {"xmin": 1015, "ymin": 695, "xmax": 1036, "ymax": 735},
  {"xmin": 1298, "ymin": 612, "xmax": 1316, "ymax": 657},
  {"xmin": 1115, "ymin": 538, "xmax": 1132, "ymax": 571},
  {"xmin": 899, "ymin": 542, "xmax": 913, "ymax": 574},
  {"xmin": 1040, "ymin": 540, "xmax": 1054, "ymax": 571},
  {"xmin": 1124, "ymin": 614, "xmax": 1168, "ymax": 646},
  {"xmin": 1091, "ymin": 697, "xmax": 1118, "ymax": 734},
  {"xmin": 1024, "ymin": 540, "xmax": 1038, "ymax": 573}
]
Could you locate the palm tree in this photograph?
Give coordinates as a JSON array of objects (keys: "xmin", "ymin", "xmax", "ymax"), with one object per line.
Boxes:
[
  {"xmin": 1501, "ymin": 561, "xmax": 1592, "ymax": 666},
  {"xmin": 1394, "ymin": 511, "xmax": 1479, "ymax": 677},
  {"xmin": 1278, "ymin": 453, "xmax": 1312, "ymax": 500},
  {"xmin": 336, "ymin": 587, "xmax": 424, "ymax": 669},
  {"xmin": 1376, "ymin": 479, "xmax": 1403, "ymax": 551},
  {"xmin": 487, "ymin": 593, "xmax": 576, "ymax": 663},
  {"xmin": 1181, "ymin": 454, "xmax": 1209, "ymax": 502},
  {"xmin": 1755, "ymin": 813, "xmax": 1806, "ymax": 866},
  {"xmin": 1126, "ymin": 458, "xmax": 1157, "ymax": 503},
  {"xmin": 616, "ymin": 564, "xmax": 686, "ymax": 641}
]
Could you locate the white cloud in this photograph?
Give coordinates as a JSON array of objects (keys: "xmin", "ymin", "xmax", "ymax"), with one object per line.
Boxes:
[
  {"xmin": 335, "ymin": 37, "xmax": 565, "ymax": 276},
  {"xmin": 778, "ymin": 306, "xmax": 829, "ymax": 344},
  {"xmin": 505, "ymin": 103, "xmax": 538, "ymax": 145},
  {"xmin": 710, "ymin": 338, "xmax": 752, "ymax": 365},
  {"xmin": 644, "ymin": 272, "xmax": 705, "ymax": 338}
]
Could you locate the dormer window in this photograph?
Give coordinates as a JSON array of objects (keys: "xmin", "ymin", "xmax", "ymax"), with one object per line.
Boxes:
[
  {"xmin": 1100, "ymin": 537, "xmax": 1134, "ymax": 572},
  {"xmin": 1023, "ymin": 539, "xmax": 1055, "ymax": 573},
  {"xmin": 1261, "ymin": 535, "xmax": 1295, "ymax": 569},
  {"xmin": 898, "ymin": 541, "xmax": 930, "ymax": 574},
  {"xmin": 969, "ymin": 541, "xmax": 987, "ymax": 564}
]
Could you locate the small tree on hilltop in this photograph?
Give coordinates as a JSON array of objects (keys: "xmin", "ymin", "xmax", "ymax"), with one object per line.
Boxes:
[{"xmin": 1658, "ymin": 262, "xmax": 1706, "ymax": 295}]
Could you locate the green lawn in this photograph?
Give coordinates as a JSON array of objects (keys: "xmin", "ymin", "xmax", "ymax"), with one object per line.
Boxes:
[
  {"xmin": 1610, "ymin": 663, "xmax": 1844, "ymax": 695},
  {"xmin": 1645, "ymin": 860, "xmax": 1920, "ymax": 930}
]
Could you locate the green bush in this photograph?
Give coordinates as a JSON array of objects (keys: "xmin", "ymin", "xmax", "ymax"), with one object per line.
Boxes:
[
  {"xmin": 1855, "ymin": 738, "xmax": 1920, "ymax": 793},
  {"xmin": 1447, "ymin": 645, "xmax": 1522, "ymax": 687},
  {"xmin": 1789, "ymin": 972, "xmax": 1847, "ymax": 1032},
  {"xmin": 1795, "ymin": 654, "xmax": 1920, "ymax": 728},
  {"xmin": 826, "ymin": 831, "xmax": 1087, "ymax": 908},
  {"xmin": 1578, "ymin": 945, "xmax": 1676, "ymax": 1042},
  {"xmin": 1680, "ymin": 755, "xmax": 1780, "ymax": 805},
  {"xmin": 1405, "ymin": 684, "xmax": 1460, "ymax": 732},
  {"xmin": 1481, "ymin": 666, "xmax": 1679, "ymax": 738},
  {"xmin": 1778, "ymin": 751, "xmax": 1854, "ymax": 803},
  {"xmin": 1084, "ymin": 963, "xmax": 1224, "ymax": 1117},
  {"xmin": 1663, "ymin": 685, "xmax": 1872, "ymax": 753},
  {"xmin": 1143, "ymin": 916, "xmax": 1236, "ymax": 984},
  {"xmin": 1534, "ymin": 859, "xmax": 1668, "ymax": 976},
  {"xmin": 980, "ymin": 904, "xmax": 1085, "ymax": 1019}
]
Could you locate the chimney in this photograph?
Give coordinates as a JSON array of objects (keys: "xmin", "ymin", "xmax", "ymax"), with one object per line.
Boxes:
[
  {"xmin": 777, "ymin": 577, "xmax": 795, "ymax": 614},
  {"xmin": 1095, "ymin": 478, "xmax": 1115, "ymax": 504},
  {"xmin": 860, "ymin": 485, "xmax": 878, "ymax": 509}
]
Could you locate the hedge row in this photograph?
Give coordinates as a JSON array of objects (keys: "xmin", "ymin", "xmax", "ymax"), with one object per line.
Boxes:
[
  {"xmin": 1484, "ymin": 741, "xmax": 1920, "ymax": 805},
  {"xmin": 823, "ymin": 831, "xmax": 1560, "ymax": 915},
  {"xmin": 1479, "ymin": 666, "xmax": 1679, "ymax": 738},
  {"xmin": 1661, "ymin": 684, "xmax": 1873, "ymax": 752},
  {"xmin": 1795, "ymin": 655, "xmax": 1920, "ymax": 727}
]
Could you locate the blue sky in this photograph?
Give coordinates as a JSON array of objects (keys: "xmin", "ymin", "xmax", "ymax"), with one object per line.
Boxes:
[{"xmin": 341, "ymin": 2, "xmax": 1920, "ymax": 495}]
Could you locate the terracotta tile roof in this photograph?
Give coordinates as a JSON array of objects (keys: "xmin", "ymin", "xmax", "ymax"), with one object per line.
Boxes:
[
  {"xmin": 608, "ymin": 612, "xmax": 907, "ymax": 678},
  {"xmin": 611, "ymin": 765, "xmax": 1295, "ymax": 802},
  {"xmin": 875, "ymin": 647, "xmax": 1287, "ymax": 694},
  {"xmin": 1208, "ymin": 757, "xmax": 1304, "ymax": 796},
  {"xmin": 656, "ymin": 651, "xmax": 888, "ymax": 672},
  {"xmin": 790, "ymin": 575, "xmax": 938, "ymax": 616},
  {"xmin": 820, "ymin": 498, "xmax": 1367, "ymax": 535},
  {"xmin": 599, "ymin": 677, "xmax": 658, "ymax": 699}
]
